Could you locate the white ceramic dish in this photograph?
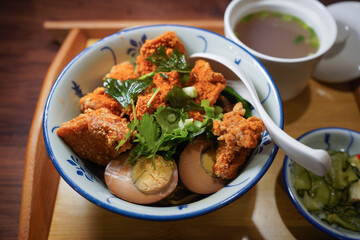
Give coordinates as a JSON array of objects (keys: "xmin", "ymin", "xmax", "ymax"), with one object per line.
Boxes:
[
  {"xmin": 283, "ymin": 127, "xmax": 360, "ymax": 239},
  {"xmin": 43, "ymin": 24, "xmax": 283, "ymax": 220},
  {"xmin": 224, "ymin": 0, "xmax": 337, "ymax": 101},
  {"xmin": 313, "ymin": 1, "xmax": 360, "ymax": 83}
]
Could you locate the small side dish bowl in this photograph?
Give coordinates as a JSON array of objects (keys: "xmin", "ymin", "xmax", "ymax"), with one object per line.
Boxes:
[
  {"xmin": 283, "ymin": 127, "xmax": 360, "ymax": 239},
  {"xmin": 43, "ymin": 25, "xmax": 283, "ymax": 220}
]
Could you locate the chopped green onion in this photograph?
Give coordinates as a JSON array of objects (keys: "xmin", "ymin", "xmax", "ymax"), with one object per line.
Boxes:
[
  {"xmin": 294, "ymin": 35, "xmax": 304, "ymax": 44},
  {"xmin": 167, "ymin": 113, "xmax": 176, "ymax": 123},
  {"xmin": 147, "ymin": 87, "xmax": 160, "ymax": 108},
  {"xmin": 182, "ymin": 86, "xmax": 197, "ymax": 98}
]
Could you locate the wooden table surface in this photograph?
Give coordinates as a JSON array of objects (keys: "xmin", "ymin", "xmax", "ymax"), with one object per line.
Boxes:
[{"xmin": 0, "ymin": 0, "xmax": 357, "ymax": 239}]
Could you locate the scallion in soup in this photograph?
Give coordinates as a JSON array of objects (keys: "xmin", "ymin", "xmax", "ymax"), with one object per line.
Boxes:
[{"xmin": 234, "ymin": 11, "xmax": 319, "ymax": 58}]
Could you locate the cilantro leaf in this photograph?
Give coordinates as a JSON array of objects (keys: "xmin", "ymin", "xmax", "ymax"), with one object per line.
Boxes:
[
  {"xmin": 154, "ymin": 106, "xmax": 189, "ymax": 133},
  {"xmin": 103, "ymin": 77, "xmax": 153, "ymax": 108},
  {"xmin": 166, "ymin": 85, "xmax": 202, "ymax": 111},
  {"xmin": 136, "ymin": 113, "xmax": 160, "ymax": 149},
  {"xmin": 221, "ymin": 86, "xmax": 252, "ymax": 118},
  {"xmin": 127, "ymin": 106, "xmax": 207, "ymax": 163},
  {"xmin": 115, "ymin": 100, "xmax": 138, "ymax": 151},
  {"xmin": 146, "ymin": 46, "xmax": 191, "ymax": 84}
]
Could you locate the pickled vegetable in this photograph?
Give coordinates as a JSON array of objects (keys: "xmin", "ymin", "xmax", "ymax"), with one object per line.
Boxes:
[{"xmin": 293, "ymin": 151, "xmax": 360, "ymax": 231}]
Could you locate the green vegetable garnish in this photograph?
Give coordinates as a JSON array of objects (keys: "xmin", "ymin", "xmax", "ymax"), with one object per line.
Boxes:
[
  {"xmin": 166, "ymin": 85, "xmax": 203, "ymax": 112},
  {"xmin": 115, "ymin": 99, "xmax": 138, "ymax": 151},
  {"xmin": 103, "ymin": 77, "xmax": 153, "ymax": 108},
  {"xmin": 240, "ymin": 13, "xmax": 255, "ymax": 23},
  {"xmin": 146, "ymin": 46, "xmax": 191, "ymax": 84},
  {"xmin": 147, "ymin": 87, "xmax": 160, "ymax": 108},
  {"xmin": 293, "ymin": 35, "xmax": 305, "ymax": 44},
  {"xmin": 127, "ymin": 106, "xmax": 190, "ymax": 163},
  {"xmin": 221, "ymin": 86, "xmax": 252, "ymax": 118},
  {"xmin": 294, "ymin": 151, "xmax": 360, "ymax": 231}
]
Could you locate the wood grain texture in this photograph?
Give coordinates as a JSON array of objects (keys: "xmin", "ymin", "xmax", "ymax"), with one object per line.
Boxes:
[
  {"xmin": 0, "ymin": 0, "xmax": 356, "ymax": 239},
  {"xmin": 18, "ymin": 29, "xmax": 89, "ymax": 240}
]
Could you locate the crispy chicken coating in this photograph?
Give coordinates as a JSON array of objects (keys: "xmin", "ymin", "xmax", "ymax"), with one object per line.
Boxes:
[
  {"xmin": 80, "ymin": 87, "xmax": 130, "ymax": 117},
  {"xmin": 214, "ymin": 142, "xmax": 252, "ymax": 179},
  {"xmin": 105, "ymin": 61, "xmax": 138, "ymax": 80},
  {"xmin": 212, "ymin": 102, "xmax": 264, "ymax": 179},
  {"xmin": 188, "ymin": 110, "xmax": 204, "ymax": 122},
  {"xmin": 135, "ymin": 71, "xmax": 181, "ymax": 119},
  {"xmin": 187, "ymin": 60, "xmax": 226, "ymax": 106},
  {"xmin": 135, "ymin": 31, "xmax": 186, "ymax": 75},
  {"xmin": 57, "ymin": 108, "xmax": 132, "ymax": 166},
  {"xmin": 80, "ymin": 61, "xmax": 138, "ymax": 117}
]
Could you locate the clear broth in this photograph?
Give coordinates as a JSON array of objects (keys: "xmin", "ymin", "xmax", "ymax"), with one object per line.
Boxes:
[{"xmin": 234, "ymin": 11, "xmax": 319, "ymax": 58}]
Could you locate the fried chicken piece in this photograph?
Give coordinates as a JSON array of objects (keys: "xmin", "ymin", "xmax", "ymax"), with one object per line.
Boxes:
[
  {"xmin": 80, "ymin": 87, "xmax": 130, "ymax": 117},
  {"xmin": 212, "ymin": 102, "xmax": 264, "ymax": 179},
  {"xmin": 135, "ymin": 71, "xmax": 181, "ymax": 119},
  {"xmin": 214, "ymin": 142, "xmax": 252, "ymax": 179},
  {"xmin": 187, "ymin": 60, "xmax": 226, "ymax": 106},
  {"xmin": 105, "ymin": 61, "xmax": 138, "ymax": 80},
  {"xmin": 135, "ymin": 31, "xmax": 186, "ymax": 75},
  {"xmin": 57, "ymin": 108, "xmax": 132, "ymax": 166}
]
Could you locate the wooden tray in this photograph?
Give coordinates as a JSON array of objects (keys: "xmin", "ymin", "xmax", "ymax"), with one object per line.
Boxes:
[{"xmin": 19, "ymin": 20, "xmax": 360, "ymax": 240}]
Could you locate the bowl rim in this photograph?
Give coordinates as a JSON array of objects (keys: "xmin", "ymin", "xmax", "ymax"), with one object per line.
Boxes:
[
  {"xmin": 43, "ymin": 24, "xmax": 283, "ymax": 220},
  {"xmin": 224, "ymin": 0, "xmax": 338, "ymax": 63},
  {"xmin": 283, "ymin": 127, "xmax": 360, "ymax": 239}
]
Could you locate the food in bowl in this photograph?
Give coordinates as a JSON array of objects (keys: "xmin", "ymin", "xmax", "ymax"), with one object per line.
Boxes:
[
  {"xmin": 294, "ymin": 151, "xmax": 360, "ymax": 231},
  {"xmin": 43, "ymin": 24, "xmax": 282, "ymax": 220},
  {"xmin": 56, "ymin": 31, "xmax": 265, "ymax": 205},
  {"xmin": 234, "ymin": 10, "xmax": 319, "ymax": 58},
  {"xmin": 284, "ymin": 127, "xmax": 360, "ymax": 238}
]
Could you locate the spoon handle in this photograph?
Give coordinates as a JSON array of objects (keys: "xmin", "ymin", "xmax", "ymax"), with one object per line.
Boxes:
[
  {"xmin": 227, "ymin": 59, "xmax": 332, "ymax": 176},
  {"xmin": 192, "ymin": 53, "xmax": 332, "ymax": 176},
  {"xmin": 255, "ymin": 103, "xmax": 331, "ymax": 176}
]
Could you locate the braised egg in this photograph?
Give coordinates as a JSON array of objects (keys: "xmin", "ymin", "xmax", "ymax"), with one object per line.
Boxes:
[
  {"xmin": 179, "ymin": 140, "xmax": 228, "ymax": 194},
  {"xmin": 105, "ymin": 153, "xmax": 178, "ymax": 204}
]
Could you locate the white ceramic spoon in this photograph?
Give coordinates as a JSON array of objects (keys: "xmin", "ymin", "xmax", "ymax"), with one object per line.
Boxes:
[{"xmin": 190, "ymin": 52, "xmax": 331, "ymax": 176}]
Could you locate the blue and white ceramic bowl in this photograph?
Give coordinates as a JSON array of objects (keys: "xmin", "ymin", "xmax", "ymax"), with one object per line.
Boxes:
[
  {"xmin": 43, "ymin": 25, "xmax": 283, "ymax": 220},
  {"xmin": 283, "ymin": 127, "xmax": 360, "ymax": 239}
]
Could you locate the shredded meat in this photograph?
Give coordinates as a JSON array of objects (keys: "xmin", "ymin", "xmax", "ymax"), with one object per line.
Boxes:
[
  {"xmin": 57, "ymin": 108, "xmax": 132, "ymax": 166},
  {"xmin": 212, "ymin": 102, "xmax": 264, "ymax": 179}
]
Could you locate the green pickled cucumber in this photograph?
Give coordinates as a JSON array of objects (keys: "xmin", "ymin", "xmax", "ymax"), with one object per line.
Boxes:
[
  {"xmin": 293, "ymin": 151, "xmax": 360, "ymax": 232},
  {"xmin": 294, "ymin": 163, "xmax": 311, "ymax": 190},
  {"xmin": 301, "ymin": 173, "xmax": 330, "ymax": 211},
  {"xmin": 326, "ymin": 152, "xmax": 358, "ymax": 189}
]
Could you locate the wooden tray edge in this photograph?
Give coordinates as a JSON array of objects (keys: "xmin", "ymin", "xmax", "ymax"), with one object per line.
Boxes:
[{"xmin": 18, "ymin": 28, "xmax": 89, "ymax": 240}]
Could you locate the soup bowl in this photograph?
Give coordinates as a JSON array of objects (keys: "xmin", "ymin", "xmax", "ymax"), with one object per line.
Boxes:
[
  {"xmin": 224, "ymin": 0, "xmax": 337, "ymax": 101},
  {"xmin": 283, "ymin": 127, "xmax": 360, "ymax": 239},
  {"xmin": 43, "ymin": 24, "xmax": 283, "ymax": 220}
]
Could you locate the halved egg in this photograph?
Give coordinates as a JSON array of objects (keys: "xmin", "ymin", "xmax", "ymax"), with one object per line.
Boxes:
[
  {"xmin": 105, "ymin": 153, "xmax": 178, "ymax": 204},
  {"xmin": 179, "ymin": 140, "xmax": 228, "ymax": 194}
]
